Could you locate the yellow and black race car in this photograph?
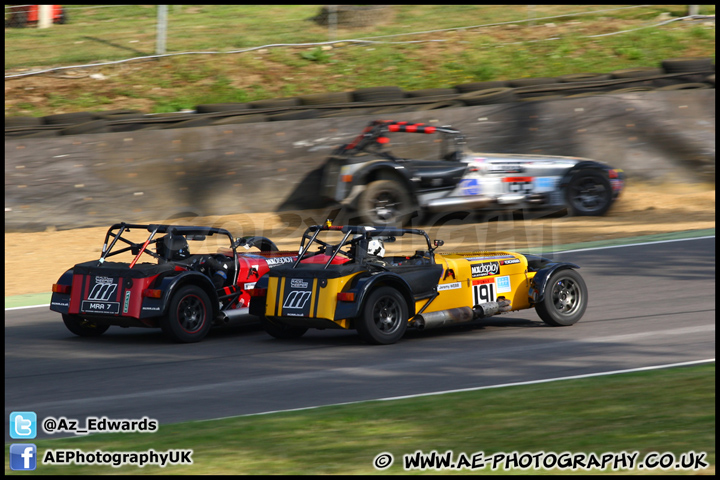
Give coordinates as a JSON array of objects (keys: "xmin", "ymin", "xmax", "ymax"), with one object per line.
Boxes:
[{"xmin": 249, "ymin": 224, "xmax": 588, "ymax": 344}]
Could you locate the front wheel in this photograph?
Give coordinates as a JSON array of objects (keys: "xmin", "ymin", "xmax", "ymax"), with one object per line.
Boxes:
[
  {"xmin": 535, "ymin": 269, "xmax": 588, "ymax": 326},
  {"xmin": 356, "ymin": 287, "xmax": 408, "ymax": 344},
  {"xmin": 565, "ymin": 170, "xmax": 613, "ymax": 216},
  {"xmin": 357, "ymin": 179, "xmax": 414, "ymax": 226},
  {"xmin": 62, "ymin": 314, "xmax": 110, "ymax": 337},
  {"xmin": 161, "ymin": 285, "xmax": 212, "ymax": 343}
]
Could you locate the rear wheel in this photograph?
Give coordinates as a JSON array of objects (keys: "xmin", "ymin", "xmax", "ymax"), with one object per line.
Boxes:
[
  {"xmin": 356, "ymin": 287, "xmax": 408, "ymax": 345},
  {"xmin": 161, "ymin": 285, "xmax": 212, "ymax": 343},
  {"xmin": 357, "ymin": 179, "xmax": 414, "ymax": 226},
  {"xmin": 62, "ymin": 314, "xmax": 110, "ymax": 337},
  {"xmin": 565, "ymin": 170, "xmax": 613, "ymax": 216},
  {"xmin": 535, "ymin": 269, "xmax": 588, "ymax": 326},
  {"xmin": 260, "ymin": 317, "xmax": 308, "ymax": 339}
]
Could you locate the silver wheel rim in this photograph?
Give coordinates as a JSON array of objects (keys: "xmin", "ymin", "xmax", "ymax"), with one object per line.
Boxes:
[
  {"xmin": 177, "ymin": 294, "xmax": 205, "ymax": 333},
  {"xmin": 551, "ymin": 278, "xmax": 582, "ymax": 316},
  {"xmin": 570, "ymin": 176, "xmax": 607, "ymax": 212},
  {"xmin": 372, "ymin": 295, "xmax": 403, "ymax": 334}
]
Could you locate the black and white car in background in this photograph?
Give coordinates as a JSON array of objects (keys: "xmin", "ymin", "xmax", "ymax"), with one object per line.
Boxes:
[{"xmin": 320, "ymin": 120, "xmax": 626, "ymax": 225}]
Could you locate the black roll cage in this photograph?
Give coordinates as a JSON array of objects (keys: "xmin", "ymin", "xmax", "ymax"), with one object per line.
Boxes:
[
  {"xmin": 97, "ymin": 222, "xmax": 239, "ymax": 277},
  {"xmin": 293, "ymin": 224, "xmax": 441, "ymax": 269},
  {"xmin": 332, "ymin": 120, "xmax": 466, "ymax": 161}
]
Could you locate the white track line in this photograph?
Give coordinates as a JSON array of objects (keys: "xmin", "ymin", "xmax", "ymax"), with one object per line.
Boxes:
[{"xmin": 198, "ymin": 358, "xmax": 716, "ymax": 421}]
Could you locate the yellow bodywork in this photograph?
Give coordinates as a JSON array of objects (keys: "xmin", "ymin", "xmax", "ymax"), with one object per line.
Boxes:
[
  {"xmin": 264, "ymin": 251, "xmax": 537, "ymax": 330},
  {"xmin": 430, "ymin": 251, "xmax": 536, "ymax": 314}
]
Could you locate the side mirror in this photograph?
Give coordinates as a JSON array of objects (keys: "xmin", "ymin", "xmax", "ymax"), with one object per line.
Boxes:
[
  {"xmin": 434, "ymin": 239, "xmax": 444, "ymax": 248},
  {"xmin": 233, "ymin": 237, "xmax": 247, "ymax": 249}
]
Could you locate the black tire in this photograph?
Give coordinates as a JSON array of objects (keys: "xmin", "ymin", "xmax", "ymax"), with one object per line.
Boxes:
[
  {"xmin": 508, "ymin": 77, "xmax": 559, "ymax": 87},
  {"xmin": 405, "ymin": 88, "xmax": 457, "ymax": 97},
  {"xmin": 161, "ymin": 285, "xmax": 212, "ymax": 343},
  {"xmin": 352, "ymin": 86, "xmax": 406, "ymax": 103},
  {"xmin": 5, "ymin": 116, "xmax": 44, "ymax": 127},
  {"xmin": 268, "ymin": 109, "xmax": 319, "ymax": 121},
  {"xmin": 299, "ymin": 91, "xmax": 353, "ymax": 105},
  {"xmin": 94, "ymin": 110, "xmax": 145, "ymax": 121},
  {"xmin": 195, "ymin": 103, "xmax": 252, "ymax": 113},
  {"xmin": 356, "ymin": 287, "xmax": 408, "ymax": 345},
  {"xmin": 535, "ymin": 269, "xmax": 587, "ymax": 326},
  {"xmin": 565, "ymin": 170, "xmax": 613, "ymax": 216},
  {"xmin": 62, "ymin": 314, "xmax": 110, "ymax": 337},
  {"xmin": 557, "ymin": 73, "xmax": 612, "ymax": 83},
  {"xmin": 260, "ymin": 317, "xmax": 308, "ymax": 339},
  {"xmin": 457, "ymin": 87, "xmax": 516, "ymax": 106},
  {"xmin": 453, "ymin": 80, "xmax": 508, "ymax": 93},
  {"xmin": 43, "ymin": 111, "xmax": 97, "ymax": 125},
  {"xmin": 661, "ymin": 57, "xmax": 714, "ymax": 74},
  {"xmin": 357, "ymin": 179, "xmax": 414, "ymax": 226},
  {"xmin": 249, "ymin": 97, "xmax": 301, "ymax": 109},
  {"xmin": 610, "ymin": 67, "xmax": 662, "ymax": 79}
]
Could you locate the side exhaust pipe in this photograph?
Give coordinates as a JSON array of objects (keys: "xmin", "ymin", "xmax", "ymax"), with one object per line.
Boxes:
[
  {"xmin": 414, "ymin": 300, "xmax": 512, "ymax": 330},
  {"xmin": 414, "ymin": 307, "xmax": 473, "ymax": 331}
]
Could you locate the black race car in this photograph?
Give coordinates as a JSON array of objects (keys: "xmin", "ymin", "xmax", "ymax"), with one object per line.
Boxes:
[
  {"xmin": 321, "ymin": 120, "xmax": 625, "ymax": 225},
  {"xmin": 249, "ymin": 223, "xmax": 588, "ymax": 345},
  {"xmin": 50, "ymin": 222, "xmax": 296, "ymax": 343}
]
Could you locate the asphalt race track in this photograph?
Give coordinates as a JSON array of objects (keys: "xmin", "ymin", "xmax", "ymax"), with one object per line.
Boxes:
[{"xmin": 5, "ymin": 236, "xmax": 715, "ymax": 442}]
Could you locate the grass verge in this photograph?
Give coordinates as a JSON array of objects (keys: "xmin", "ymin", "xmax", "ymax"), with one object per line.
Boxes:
[
  {"xmin": 5, "ymin": 362, "xmax": 714, "ymax": 475},
  {"xmin": 4, "ymin": 5, "xmax": 715, "ymax": 117}
]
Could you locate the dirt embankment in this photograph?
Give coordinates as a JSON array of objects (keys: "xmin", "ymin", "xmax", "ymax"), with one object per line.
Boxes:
[{"xmin": 3, "ymin": 181, "xmax": 714, "ymax": 298}]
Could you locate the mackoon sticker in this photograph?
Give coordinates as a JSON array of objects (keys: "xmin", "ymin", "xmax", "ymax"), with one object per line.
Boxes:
[{"xmin": 266, "ymin": 256, "xmax": 295, "ymax": 267}]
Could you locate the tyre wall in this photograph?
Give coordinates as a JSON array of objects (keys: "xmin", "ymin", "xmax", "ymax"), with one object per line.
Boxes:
[{"xmin": 4, "ymin": 89, "xmax": 715, "ymax": 232}]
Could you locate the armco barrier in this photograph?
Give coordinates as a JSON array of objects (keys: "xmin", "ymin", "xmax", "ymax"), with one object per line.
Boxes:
[{"xmin": 4, "ymin": 89, "xmax": 715, "ymax": 232}]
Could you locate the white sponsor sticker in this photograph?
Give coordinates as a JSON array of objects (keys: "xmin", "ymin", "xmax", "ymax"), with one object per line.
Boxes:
[
  {"xmin": 496, "ymin": 275, "xmax": 512, "ymax": 293},
  {"xmin": 437, "ymin": 282, "xmax": 462, "ymax": 291}
]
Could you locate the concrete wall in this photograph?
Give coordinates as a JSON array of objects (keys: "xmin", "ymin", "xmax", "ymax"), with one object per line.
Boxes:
[{"xmin": 5, "ymin": 90, "xmax": 714, "ymax": 232}]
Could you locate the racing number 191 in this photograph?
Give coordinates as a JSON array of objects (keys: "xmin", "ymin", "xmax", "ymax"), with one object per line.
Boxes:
[{"xmin": 473, "ymin": 283, "xmax": 496, "ymax": 306}]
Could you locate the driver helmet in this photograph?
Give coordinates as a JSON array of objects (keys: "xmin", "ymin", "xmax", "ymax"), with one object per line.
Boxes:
[
  {"xmin": 157, "ymin": 233, "xmax": 190, "ymax": 261},
  {"xmin": 367, "ymin": 238, "xmax": 385, "ymax": 257}
]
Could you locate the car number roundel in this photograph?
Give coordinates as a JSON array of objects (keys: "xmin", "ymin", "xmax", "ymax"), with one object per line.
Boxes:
[{"xmin": 472, "ymin": 278, "xmax": 497, "ymax": 306}]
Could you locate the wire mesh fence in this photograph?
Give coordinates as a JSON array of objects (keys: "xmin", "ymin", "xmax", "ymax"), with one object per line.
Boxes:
[{"xmin": 5, "ymin": 5, "xmax": 711, "ymax": 76}]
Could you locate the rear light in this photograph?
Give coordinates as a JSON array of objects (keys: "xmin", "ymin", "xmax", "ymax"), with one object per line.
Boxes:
[
  {"xmin": 341, "ymin": 174, "xmax": 353, "ymax": 183},
  {"xmin": 52, "ymin": 284, "xmax": 71, "ymax": 294},
  {"xmin": 143, "ymin": 289, "xmax": 162, "ymax": 299},
  {"xmin": 337, "ymin": 292, "xmax": 355, "ymax": 302},
  {"xmin": 249, "ymin": 288, "xmax": 267, "ymax": 297},
  {"xmin": 608, "ymin": 169, "xmax": 618, "ymax": 179}
]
